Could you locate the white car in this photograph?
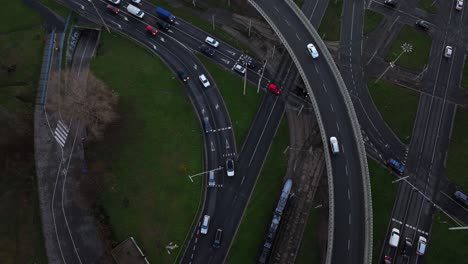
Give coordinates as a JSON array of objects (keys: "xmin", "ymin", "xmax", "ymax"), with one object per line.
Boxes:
[
  {"xmin": 131, "ymin": 0, "xmax": 141, "ymax": 3},
  {"xmin": 200, "ymin": 215, "xmax": 210, "ymax": 234},
  {"xmin": 456, "ymin": 0, "xmax": 464, "ymax": 10},
  {"xmin": 205, "ymin": 36, "xmax": 220, "ymax": 48},
  {"xmin": 444, "ymin": 46, "xmax": 453, "ymax": 58},
  {"xmin": 306, "ymin": 43, "xmax": 319, "ymax": 58},
  {"xmin": 199, "ymin": 74, "xmax": 210, "ymax": 87},
  {"xmin": 233, "ymin": 64, "xmax": 246, "ymax": 74},
  {"xmin": 416, "ymin": 236, "xmax": 427, "ymax": 255},
  {"xmin": 389, "ymin": 228, "xmax": 400, "ymax": 247},
  {"xmin": 329, "ymin": 136, "xmax": 339, "ymax": 154},
  {"xmin": 107, "ymin": 0, "xmax": 120, "ymax": 4},
  {"xmin": 226, "ymin": 159, "xmax": 234, "ymax": 177}
]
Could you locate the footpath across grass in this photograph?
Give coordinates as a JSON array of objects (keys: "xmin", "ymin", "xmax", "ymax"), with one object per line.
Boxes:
[
  {"xmin": 461, "ymin": 58, "xmax": 468, "ymax": 89},
  {"xmin": 363, "ymin": 9, "xmax": 383, "ymax": 35},
  {"xmin": 0, "ymin": 1, "xmax": 47, "ymax": 263},
  {"xmin": 368, "ymin": 80, "xmax": 419, "ymax": 144},
  {"xmin": 197, "ymin": 55, "xmax": 262, "ymax": 149},
  {"xmin": 89, "ymin": 32, "xmax": 204, "ymax": 263},
  {"xmin": 227, "ymin": 120, "xmax": 289, "ymax": 263},
  {"xmin": 446, "ymin": 107, "xmax": 468, "ymax": 190},
  {"xmin": 318, "ymin": 0, "xmax": 343, "ymax": 41},
  {"xmin": 417, "ymin": 0, "xmax": 438, "ymax": 14},
  {"xmin": 385, "ymin": 25, "xmax": 432, "ymax": 71},
  {"xmin": 426, "ymin": 212, "xmax": 468, "ymax": 263},
  {"xmin": 368, "ymin": 159, "xmax": 398, "ymax": 264}
]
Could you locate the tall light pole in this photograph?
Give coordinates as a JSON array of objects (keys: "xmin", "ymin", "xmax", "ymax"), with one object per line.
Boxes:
[
  {"xmin": 375, "ymin": 42, "xmax": 413, "ymax": 84},
  {"xmin": 243, "ymin": 59, "xmax": 247, "ymax": 95},
  {"xmin": 257, "ymin": 59, "xmax": 267, "ymax": 93}
]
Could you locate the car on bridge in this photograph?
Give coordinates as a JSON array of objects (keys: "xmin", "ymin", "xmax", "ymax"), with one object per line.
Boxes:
[
  {"xmin": 199, "ymin": 74, "xmax": 210, "ymax": 88},
  {"xmin": 306, "ymin": 43, "xmax": 319, "ymax": 58}
]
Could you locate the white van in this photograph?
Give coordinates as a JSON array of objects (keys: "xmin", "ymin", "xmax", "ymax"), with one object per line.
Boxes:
[
  {"xmin": 329, "ymin": 136, "xmax": 340, "ymax": 154},
  {"xmin": 127, "ymin": 4, "xmax": 145, "ymax": 18},
  {"xmin": 389, "ymin": 228, "xmax": 400, "ymax": 247},
  {"xmin": 208, "ymin": 170, "xmax": 215, "ymax": 187},
  {"xmin": 200, "ymin": 215, "xmax": 210, "ymax": 234}
]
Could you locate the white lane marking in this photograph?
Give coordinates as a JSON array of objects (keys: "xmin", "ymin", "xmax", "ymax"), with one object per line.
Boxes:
[
  {"xmin": 274, "ymin": 6, "xmax": 279, "ymax": 12},
  {"xmin": 348, "ymin": 189, "xmax": 351, "ymax": 200},
  {"xmin": 330, "ymin": 104, "xmax": 334, "ymax": 112},
  {"xmin": 296, "ymin": 33, "xmax": 301, "ymax": 40},
  {"xmin": 348, "ymin": 239, "xmax": 350, "ymax": 251},
  {"xmin": 349, "ymin": 213, "xmax": 351, "ymax": 225},
  {"xmin": 336, "ymin": 122, "xmax": 340, "ymax": 131},
  {"xmin": 285, "ymin": 19, "xmax": 290, "ymax": 26}
]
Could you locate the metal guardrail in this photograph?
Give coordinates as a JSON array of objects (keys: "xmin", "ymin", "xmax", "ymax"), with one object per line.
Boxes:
[
  {"xmin": 282, "ymin": 1, "xmax": 372, "ymax": 263},
  {"xmin": 249, "ymin": 1, "xmax": 373, "ymax": 263},
  {"xmin": 39, "ymin": 30, "xmax": 56, "ymax": 105}
]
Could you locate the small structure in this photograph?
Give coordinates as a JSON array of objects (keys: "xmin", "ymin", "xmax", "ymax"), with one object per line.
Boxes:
[{"xmin": 111, "ymin": 237, "xmax": 149, "ymax": 264}]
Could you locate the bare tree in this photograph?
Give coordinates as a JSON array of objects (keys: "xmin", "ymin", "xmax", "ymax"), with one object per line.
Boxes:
[{"xmin": 47, "ymin": 70, "xmax": 118, "ymax": 140}]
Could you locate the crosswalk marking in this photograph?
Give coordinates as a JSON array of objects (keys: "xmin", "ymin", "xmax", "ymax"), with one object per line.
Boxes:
[
  {"xmin": 391, "ymin": 218, "xmax": 429, "ymax": 236},
  {"xmin": 54, "ymin": 120, "xmax": 69, "ymax": 147}
]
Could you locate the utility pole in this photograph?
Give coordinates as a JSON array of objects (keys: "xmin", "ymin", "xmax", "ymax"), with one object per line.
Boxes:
[
  {"xmin": 243, "ymin": 59, "xmax": 248, "ymax": 95},
  {"xmin": 248, "ymin": 19, "xmax": 252, "ymax": 37},
  {"xmin": 257, "ymin": 59, "xmax": 267, "ymax": 93}
]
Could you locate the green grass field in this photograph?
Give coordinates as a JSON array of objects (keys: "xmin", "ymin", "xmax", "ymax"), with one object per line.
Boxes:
[
  {"xmin": 368, "ymin": 159, "xmax": 398, "ymax": 264},
  {"xmin": 197, "ymin": 56, "xmax": 262, "ymax": 149},
  {"xmin": 295, "ymin": 199, "xmax": 321, "ymax": 264},
  {"xmin": 385, "ymin": 25, "xmax": 432, "ymax": 71},
  {"xmin": 294, "ymin": 0, "xmax": 305, "ymax": 8},
  {"xmin": 0, "ymin": 1, "xmax": 48, "ymax": 263},
  {"xmin": 227, "ymin": 120, "xmax": 289, "ymax": 263},
  {"xmin": 426, "ymin": 212, "xmax": 468, "ymax": 263},
  {"xmin": 89, "ymin": 32, "xmax": 204, "ymax": 263},
  {"xmin": 38, "ymin": 0, "xmax": 70, "ymax": 18},
  {"xmin": 318, "ymin": 0, "xmax": 343, "ymax": 41},
  {"xmin": 445, "ymin": 107, "xmax": 468, "ymax": 190},
  {"xmin": 417, "ymin": 0, "xmax": 438, "ymax": 14},
  {"xmin": 363, "ymin": 9, "xmax": 384, "ymax": 35},
  {"xmin": 461, "ymin": 58, "xmax": 468, "ymax": 89},
  {"xmin": 368, "ymin": 80, "xmax": 419, "ymax": 144}
]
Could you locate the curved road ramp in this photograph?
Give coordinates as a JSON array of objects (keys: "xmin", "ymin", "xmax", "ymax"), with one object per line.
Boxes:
[{"xmin": 248, "ymin": 1, "xmax": 372, "ymax": 264}]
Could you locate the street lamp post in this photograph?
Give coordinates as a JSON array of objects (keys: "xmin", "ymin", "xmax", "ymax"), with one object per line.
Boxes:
[{"xmin": 374, "ymin": 42, "xmax": 413, "ymax": 84}]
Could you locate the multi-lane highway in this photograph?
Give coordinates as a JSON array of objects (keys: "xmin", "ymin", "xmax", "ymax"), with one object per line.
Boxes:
[{"xmin": 249, "ymin": 0, "xmax": 371, "ymax": 263}]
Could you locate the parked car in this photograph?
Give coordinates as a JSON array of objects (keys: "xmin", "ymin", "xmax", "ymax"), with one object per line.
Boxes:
[
  {"xmin": 416, "ymin": 236, "xmax": 427, "ymax": 255},
  {"xmin": 306, "ymin": 43, "xmax": 319, "ymax": 58},
  {"xmin": 157, "ymin": 20, "xmax": 171, "ymax": 31},
  {"xmin": 205, "ymin": 36, "xmax": 220, "ymax": 48},
  {"xmin": 384, "ymin": 255, "xmax": 392, "ymax": 264},
  {"xmin": 177, "ymin": 70, "xmax": 190, "ymax": 82},
  {"xmin": 267, "ymin": 83, "xmax": 282, "ymax": 95},
  {"xmin": 106, "ymin": 4, "xmax": 120, "ymax": 14},
  {"xmin": 199, "ymin": 74, "xmax": 210, "ymax": 88},
  {"xmin": 200, "ymin": 44, "xmax": 215, "ymax": 56}
]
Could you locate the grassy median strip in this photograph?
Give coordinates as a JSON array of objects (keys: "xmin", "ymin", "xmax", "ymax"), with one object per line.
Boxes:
[
  {"xmin": 385, "ymin": 25, "xmax": 432, "ymax": 71},
  {"xmin": 462, "ymin": 58, "xmax": 468, "ymax": 89},
  {"xmin": 368, "ymin": 159, "xmax": 398, "ymax": 264},
  {"xmin": 363, "ymin": 9, "xmax": 383, "ymax": 35},
  {"xmin": 197, "ymin": 55, "xmax": 262, "ymax": 149},
  {"xmin": 417, "ymin": 0, "xmax": 438, "ymax": 14},
  {"xmin": 427, "ymin": 212, "xmax": 468, "ymax": 262},
  {"xmin": 89, "ymin": 32, "xmax": 203, "ymax": 263},
  {"xmin": 368, "ymin": 80, "xmax": 419, "ymax": 144},
  {"xmin": 318, "ymin": 0, "xmax": 343, "ymax": 41},
  {"xmin": 227, "ymin": 120, "xmax": 289, "ymax": 263},
  {"xmin": 446, "ymin": 107, "xmax": 468, "ymax": 190},
  {"xmin": 0, "ymin": 1, "xmax": 47, "ymax": 263},
  {"xmin": 294, "ymin": 0, "xmax": 305, "ymax": 8}
]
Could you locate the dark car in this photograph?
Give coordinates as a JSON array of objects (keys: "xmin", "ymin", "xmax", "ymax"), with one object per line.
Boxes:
[
  {"xmin": 213, "ymin": 229, "xmax": 223, "ymax": 248},
  {"xmin": 157, "ymin": 20, "xmax": 171, "ymax": 31},
  {"xmin": 415, "ymin": 20, "xmax": 430, "ymax": 30},
  {"xmin": 200, "ymin": 44, "xmax": 215, "ymax": 56},
  {"xmin": 388, "ymin": 158, "xmax": 405, "ymax": 174},
  {"xmin": 401, "ymin": 237, "xmax": 413, "ymax": 256},
  {"xmin": 106, "ymin": 4, "xmax": 120, "ymax": 14},
  {"xmin": 177, "ymin": 70, "xmax": 190, "ymax": 82},
  {"xmin": 384, "ymin": 0, "xmax": 397, "ymax": 7},
  {"xmin": 247, "ymin": 59, "xmax": 258, "ymax": 69}
]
